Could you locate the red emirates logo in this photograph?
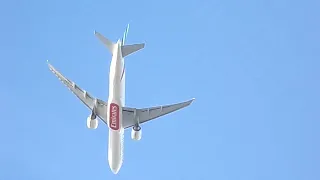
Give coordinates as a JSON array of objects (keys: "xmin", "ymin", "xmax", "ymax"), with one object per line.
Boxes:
[{"xmin": 109, "ymin": 103, "xmax": 119, "ymax": 130}]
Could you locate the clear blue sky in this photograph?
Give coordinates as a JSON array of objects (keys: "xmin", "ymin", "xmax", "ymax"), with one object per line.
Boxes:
[{"xmin": 1, "ymin": 0, "xmax": 319, "ymax": 179}]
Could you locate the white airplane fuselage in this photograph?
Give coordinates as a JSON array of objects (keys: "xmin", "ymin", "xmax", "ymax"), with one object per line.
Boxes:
[{"xmin": 107, "ymin": 40, "xmax": 125, "ymax": 174}]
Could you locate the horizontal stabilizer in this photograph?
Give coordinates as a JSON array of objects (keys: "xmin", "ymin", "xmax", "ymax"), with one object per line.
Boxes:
[
  {"xmin": 94, "ymin": 31, "xmax": 114, "ymax": 54},
  {"xmin": 121, "ymin": 43, "xmax": 145, "ymax": 57}
]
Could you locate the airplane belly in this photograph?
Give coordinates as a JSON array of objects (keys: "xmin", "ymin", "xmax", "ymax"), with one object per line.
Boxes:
[
  {"xmin": 107, "ymin": 99, "xmax": 123, "ymax": 174},
  {"xmin": 108, "ymin": 129, "xmax": 123, "ymax": 174},
  {"xmin": 107, "ymin": 45, "xmax": 125, "ymax": 174}
]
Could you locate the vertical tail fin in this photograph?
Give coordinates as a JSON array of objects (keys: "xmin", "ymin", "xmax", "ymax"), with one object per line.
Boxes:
[
  {"xmin": 122, "ymin": 24, "xmax": 130, "ymax": 45},
  {"xmin": 120, "ymin": 24, "xmax": 145, "ymax": 57},
  {"xmin": 121, "ymin": 24, "xmax": 129, "ymax": 106}
]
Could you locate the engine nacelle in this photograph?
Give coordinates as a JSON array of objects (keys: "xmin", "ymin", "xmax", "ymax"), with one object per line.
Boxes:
[
  {"xmin": 131, "ymin": 126, "xmax": 142, "ymax": 141},
  {"xmin": 86, "ymin": 116, "xmax": 98, "ymax": 129}
]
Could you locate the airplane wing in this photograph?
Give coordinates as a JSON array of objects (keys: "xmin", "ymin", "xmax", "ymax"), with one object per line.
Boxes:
[
  {"xmin": 122, "ymin": 99, "xmax": 195, "ymax": 129},
  {"xmin": 47, "ymin": 61, "xmax": 108, "ymax": 124}
]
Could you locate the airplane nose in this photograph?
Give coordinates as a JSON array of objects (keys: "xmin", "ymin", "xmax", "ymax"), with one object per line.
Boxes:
[
  {"xmin": 110, "ymin": 163, "xmax": 121, "ymax": 174},
  {"xmin": 108, "ymin": 156, "xmax": 122, "ymax": 174}
]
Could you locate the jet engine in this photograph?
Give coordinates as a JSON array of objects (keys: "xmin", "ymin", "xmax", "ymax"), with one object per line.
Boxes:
[
  {"xmin": 86, "ymin": 113, "xmax": 98, "ymax": 129},
  {"xmin": 131, "ymin": 125, "xmax": 142, "ymax": 141}
]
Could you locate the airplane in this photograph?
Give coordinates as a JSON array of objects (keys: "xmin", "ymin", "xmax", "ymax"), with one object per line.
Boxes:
[{"xmin": 47, "ymin": 24, "xmax": 195, "ymax": 174}]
